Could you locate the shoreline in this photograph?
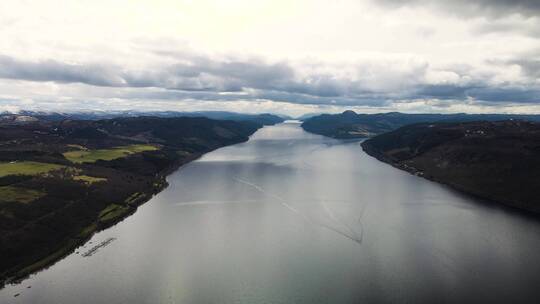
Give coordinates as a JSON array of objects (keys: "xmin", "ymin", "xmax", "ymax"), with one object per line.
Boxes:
[
  {"xmin": 1, "ymin": 140, "xmax": 246, "ymax": 288},
  {"xmin": 360, "ymin": 142, "xmax": 540, "ymax": 216},
  {"xmin": 1, "ymin": 163, "xmax": 170, "ymax": 288}
]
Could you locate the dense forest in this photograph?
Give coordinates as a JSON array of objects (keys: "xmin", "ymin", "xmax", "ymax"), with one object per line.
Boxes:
[
  {"xmin": 361, "ymin": 120, "xmax": 540, "ymax": 213},
  {"xmin": 301, "ymin": 111, "xmax": 540, "ymax": 138},
  {"xmin": 0, "ymin": 116, "xmax": 264, "ymax": 285}
]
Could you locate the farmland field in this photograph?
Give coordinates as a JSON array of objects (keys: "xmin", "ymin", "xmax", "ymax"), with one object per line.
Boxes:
[
  {"xmin": 63, "ymin": 144, "xmax": 158, "ymax": 163},
  {"xmin": 0, "ymin": 161, "xmax": 64, "ymax": 178}
]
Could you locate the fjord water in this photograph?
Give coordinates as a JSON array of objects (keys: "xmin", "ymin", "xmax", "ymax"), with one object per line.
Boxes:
[{"xmin": 3, "ymin": 122, "xmax": 540, "ymax": 303}]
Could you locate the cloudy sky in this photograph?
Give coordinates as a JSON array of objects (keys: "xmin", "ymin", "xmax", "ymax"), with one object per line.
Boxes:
[{"xmin": 1, "ymin": 0, "xmax": 539, "ymax": 115}]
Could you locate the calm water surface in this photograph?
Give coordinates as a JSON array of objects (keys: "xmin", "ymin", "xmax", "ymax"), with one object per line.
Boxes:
[{"xmin": 3, "ymin": 121, "xmax": 540, "ymax": 303}]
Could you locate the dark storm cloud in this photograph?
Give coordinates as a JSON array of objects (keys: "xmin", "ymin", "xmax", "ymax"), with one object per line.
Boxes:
[
  {"xmin": 414, "ymin": 84, "xmax": 480, "ymax": 100},
  {"xmin": 377, "ymin": 0, "xmax": 540, "ymax": 18},
  {"xmin": 474, "ymin": 20, "xmax": 540, "ymax": 37},
  {"xmin": 468, "ymin": 87, "xmax": 540, "ymax": 103},
  {"xmin": 0, "ymin": 53, "xmax": 361, "ymax": 101},
  {"xmin": 0, "ymin": 53, "xmax": 539, "ymax": 107},
  {"xmin": 378, "ymin": 0, "xmax": 540, "ymax": 37},
  {"xmin": 412, "ymin": 83, "xmax": 540, "ymax": 104},
  {"xmin": 252, "ymin": 90, "xmax": 389, "ymax": 107},
  {"xmin": 0, "ymin": 55, "xmax": 125, "ymax": 86},
  {"xmin": 159, "ymin": 54, "xmax": 350, "ymax": 97},
  {"xmin": 0, "ymin": 54, "xmax": 298, "ymax": 93}
]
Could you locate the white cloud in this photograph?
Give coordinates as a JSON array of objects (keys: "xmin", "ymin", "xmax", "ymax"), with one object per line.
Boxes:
[{"xmin": 0, "ymin": 0, "xmax": 539, "ymax": 114}]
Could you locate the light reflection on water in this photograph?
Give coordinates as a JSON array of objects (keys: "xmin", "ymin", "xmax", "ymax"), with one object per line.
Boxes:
[{"xmin": 2, "ymin": 121, "xmax": 540, "ymax": 303}]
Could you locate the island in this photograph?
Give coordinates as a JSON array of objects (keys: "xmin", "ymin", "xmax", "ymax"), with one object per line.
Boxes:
[
  {"xmin": 0, "ymin": 115, "xmax": 274, "ymax": 285},
  {"xmin": 361, "ymin": 120, "xmax": 540, "ymax": 214}
]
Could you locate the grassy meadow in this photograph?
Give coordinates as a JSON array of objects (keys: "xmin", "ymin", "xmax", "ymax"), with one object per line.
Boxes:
[
  {"xmin": 63, "ymin": 144, "xmax": 158, "ymax": 163},
  {"xmin": 0, "ymin": 161, "xmax": 65, "ymax": 178}
]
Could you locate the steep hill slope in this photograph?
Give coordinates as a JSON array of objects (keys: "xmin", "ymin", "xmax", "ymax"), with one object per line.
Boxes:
[{"xmin": 361, "ymin": 120, "xmax": 540, "ymax": 213}]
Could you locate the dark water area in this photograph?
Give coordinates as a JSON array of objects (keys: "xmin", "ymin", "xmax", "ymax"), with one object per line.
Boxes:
[{"xmin": 3, "ymin": 121, "xmax": 540, "ymax": 303}]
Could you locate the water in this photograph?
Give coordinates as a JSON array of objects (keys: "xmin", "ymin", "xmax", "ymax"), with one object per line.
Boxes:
[{"xmin": 3, "ymin": 121, "xmax": 540, "ymax": 303}]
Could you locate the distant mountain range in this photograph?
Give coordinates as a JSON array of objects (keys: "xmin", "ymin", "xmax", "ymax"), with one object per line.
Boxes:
[
  {"xmin": 0, "ymin": 110, "xmax": 288, "ymax": 126},
  {"xmin": 301, "ymin": 110, "xmax": 540, "ymax": 138}
]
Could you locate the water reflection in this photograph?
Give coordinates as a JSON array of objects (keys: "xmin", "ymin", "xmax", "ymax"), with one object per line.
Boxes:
[{"xmin": 2, "ymin": 121, "xmax": 540, "ymax": 303}]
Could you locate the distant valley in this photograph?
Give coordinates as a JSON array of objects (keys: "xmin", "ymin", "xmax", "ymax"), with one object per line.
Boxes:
[{"xmin": 3, "ymin": 109, "xmax": 540, "ymax": 291}]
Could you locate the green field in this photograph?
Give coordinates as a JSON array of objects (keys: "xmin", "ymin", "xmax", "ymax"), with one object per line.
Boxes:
[
  {"xmin": 73, "ymin": 175, "xmax": 107, "ymax": 185},
  {"xmin": 0, "ymin": 186, "xmax": 45, "ymax": 203},
  {"xmin": 0, "ymin": 161, "xmax": 65, "ymax": 178},
  {"xmin": 99, "ymin": 204, "xmax": 130, "ymax": 223},
  {"xmin": 63, "ymin": 144, "xmax": 158, "ymax": 163}
]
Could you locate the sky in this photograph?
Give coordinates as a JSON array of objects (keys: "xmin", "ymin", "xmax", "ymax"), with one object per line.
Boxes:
[{"xmin": 0, "ymin": 0, "xmax": 539, "ymax": 116}]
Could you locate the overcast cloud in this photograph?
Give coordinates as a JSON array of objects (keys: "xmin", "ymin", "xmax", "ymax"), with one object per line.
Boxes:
[
  {"xmin": 377, "ymin": 0, "xmax": 540, "ymax": 18},
  {"xmin": 0, "ymin": 0, "xmax": 539, "ymax": 115}
]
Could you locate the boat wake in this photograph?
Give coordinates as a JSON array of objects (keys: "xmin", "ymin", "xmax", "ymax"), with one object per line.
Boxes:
[{"xmin": 232, "ymin": 177, "xmax": 363, "ymax": 245}]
